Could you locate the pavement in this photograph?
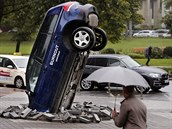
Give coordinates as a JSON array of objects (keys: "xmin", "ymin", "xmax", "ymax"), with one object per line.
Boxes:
[{"xmin": 0, "ymin": 90, "xmax": 172, "ymax": 129}]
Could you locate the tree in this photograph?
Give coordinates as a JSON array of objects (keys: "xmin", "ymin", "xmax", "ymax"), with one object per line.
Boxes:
[
  {"xmin": 162, "ymin": 0, "xmax": 172, "ymax": 36},
  {"xmin": 1, "ymin": 0, "xmax": 142, "ymax": 47},
  {"xmin": 126, "ymin": 0, "xmax": 143, "ymax": 38},
  {"xmin": 0, "ymin": 0, "xmax": 4, "ymax": 23},
  {"xmin": 1, "ymin": 0, "xmax": 60, "ymax": 53},
  {"xmin": 162, "ymin": 12, "xmax": 172, "ymax": 36},
  {"xmin": 81, "ymin": 0, "xmax": 131, "ymax": 41}
]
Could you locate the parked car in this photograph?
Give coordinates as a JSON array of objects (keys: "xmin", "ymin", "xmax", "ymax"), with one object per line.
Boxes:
[
  {"xmin": 155, "ymin": 29, "xmax": 169, "ymax": 37},
  {"xmin": 0, "ymin": 55, "xmax": 29, "ymax": 88},
  {"xmin": 81, "ymin": 54, "xmax": 169, "ymax": 93},
  {"xmin": 26, "ymin": 2, "xmax": 107, "ymax": 112},
  {"xmin": 162, "ymin": 32, "xmax": 171, "ymax": 38},
  {"xmin": 133, "ymin": 30, "xmax": 158, "ymax": 37}
]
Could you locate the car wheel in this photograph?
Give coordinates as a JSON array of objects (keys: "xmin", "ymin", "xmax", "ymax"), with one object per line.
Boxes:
[
  {"xmin": 71, "ymin": 27, "xmax": 96, "ymax": 51},
  {"xmin": 80, "ymin": 79, "xmax": 94, "ymax": 91},
  {"xmin": 91, "ymin": 28, "xmax": 107, "ymax": 51},
  {"xmin": 15, "ymin": 77, "xmax": 24, "ymax": 89},
  {"xmin": 135, "ymin": 87, "xmax": 150, "ymax": 94}
]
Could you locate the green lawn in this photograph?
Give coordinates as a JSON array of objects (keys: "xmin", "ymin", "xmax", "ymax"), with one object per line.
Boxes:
[
  {"xmin": 0, "ymin": 33, "xmax": 172, "ymax": 67},
  {"xmin": 106, "ymin": 37, "xmax": 172, "ymax": 54},
  {"xmin": 0, "ymin": 33, "xmax": 34, "ymax": 55},
  {"xmin": 136, "ymin": 59, "xmax": 172, "ymax": 66}
]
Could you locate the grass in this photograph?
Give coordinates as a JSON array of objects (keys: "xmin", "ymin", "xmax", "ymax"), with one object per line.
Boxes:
[
  {"xmin": 0, "ymin": 33, "xmax": 172, "ymax": 67},
  {"xmin": 106, "ymin": 37, "xmax": 172, "ymax": 54},
  {"xmin": 104, "ymin": 37, "xmax": 172, "ymax": 68},
  {"xmin": 0, "ymin": 33, "xmax": 34, "ymax": 55},
  {"xmin": 136, "ymin": 59, "xmax": 172, "ymax": 66}
]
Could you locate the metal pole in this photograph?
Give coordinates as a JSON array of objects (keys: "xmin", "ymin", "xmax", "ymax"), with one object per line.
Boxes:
[{"xmin": 108, "ymin": 82, "xmax": 111, "ymax": 94}]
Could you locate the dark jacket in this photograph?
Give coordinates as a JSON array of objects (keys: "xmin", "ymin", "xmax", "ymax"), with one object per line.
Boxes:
[
  {"xmin": 113, "ymin": 95, "xmax": 147, "ymax": 129},
  {"xmin": 145, "ymin": 47, "xmax": 152, "ymax": 58}
]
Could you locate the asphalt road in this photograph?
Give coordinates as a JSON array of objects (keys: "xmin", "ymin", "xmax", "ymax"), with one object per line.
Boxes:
[
  {"xmin": 0, "ymin": 85, "xmax": 25, "ymax": 97},
  {"xmin": 0, "ymin": 81, "xmax": 171, "ymax": 129},
  {"xmin": 0, "ymin": 81, "xmax": 172, "ymax": 99}
]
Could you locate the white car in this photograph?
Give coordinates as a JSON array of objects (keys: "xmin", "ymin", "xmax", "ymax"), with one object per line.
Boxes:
[
  {"xmin": 0, "ymin": 55, "xmax": 29, "ymax": 88},
  {"xmin": 162, "ymin": 32, "xmax": 171, "ymax": 38},
  {"xmin": 133, "ymin": 30, "xmax": 158, "ymax": 37},
  {"xmin": 155, "ymin": 29, "xmax": 169, "ymax": 37}
]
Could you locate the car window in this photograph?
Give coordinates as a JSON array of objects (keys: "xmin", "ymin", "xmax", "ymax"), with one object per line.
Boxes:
[
  {"xmin": 95, "ymin": 58, "xmax": 108, "ymax": 66},
  {"xmin": 109, "ymin": 58, "xmax": 120, "ymax": 66},
  {"xmin": 34, "ymin": 14, "xmax": 59, "ymax": 62},
  {"xmin": 87, "ymin": 58, "xmax": 96, "ymax": 65},
  {"xmin": 0, "ymin": 57, "xmax": 2, "ymax": 67},
  {"xmin": 86, "ymin": 57, "xmax": 108, "ymax": 66},
  {"xmin": 121, "ymin": 57, "xmax": 141, "ymax": 68},
  {"xmin": 13, "ymin": 58, "xmax": 28, "ymax": 68},
  {"xmin": 1, "ymin": 58, "xmax": 15, "ymax": 68},
  {"xmin": 41, "ymin": 14, "xmax": 59, "ymax": 34},
  {"xmin": 29, "ymin": 60, "xmax": 41, "ymax": 92}
]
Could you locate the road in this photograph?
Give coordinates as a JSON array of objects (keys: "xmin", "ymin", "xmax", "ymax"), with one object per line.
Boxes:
[
  {"xmin": 0, "ymin": 85, "xmax": 25, "ymax": 97},
  {"xmin": 0, "ymin": 81, "xmax": 171, "ymax": 129},
  {"xmin": 0, "ymin": 81, "xmax": 172, "ymax": 100}
]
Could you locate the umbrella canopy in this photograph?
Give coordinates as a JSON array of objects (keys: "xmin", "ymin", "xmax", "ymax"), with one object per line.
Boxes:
[{"xmin": 86, "ymin": 66, "xmax": 150, "ymax": 88}]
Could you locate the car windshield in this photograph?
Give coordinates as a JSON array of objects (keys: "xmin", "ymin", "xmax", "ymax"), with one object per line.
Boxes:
[
  {"xmin": 13, "ymin": 58, "xmax": 29, "ymax": 68},
  {"xmin": 121, "ymin": 56, "xmax": 141, "ymax": 68}
]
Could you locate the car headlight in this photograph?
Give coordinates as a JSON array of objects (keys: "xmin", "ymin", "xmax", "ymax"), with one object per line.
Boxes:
[{"xmin": 149, "ymin": 73, "xmax": 161, "ymax": 78}]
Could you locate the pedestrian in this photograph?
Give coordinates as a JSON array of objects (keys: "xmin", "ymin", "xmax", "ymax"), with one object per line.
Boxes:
[
  {"xmin": 145, "ymin": 46, "xmax": 152, "ymax": 66},
  {"xmin": 111, "ymin": 86, "xmax": 147, "ymax": 129}
]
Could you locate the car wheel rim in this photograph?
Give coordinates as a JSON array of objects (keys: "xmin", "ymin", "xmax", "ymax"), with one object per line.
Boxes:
[
  {"xmin": 136, "ymin": 87, "xmax": 144, "ymax": 92},
  {"xmin": 81, "ymin": 79, "xmax": 92, "ymax": 90},
  {"xmin": 16, "ymin": 79, "xmax": 23, "ymax": 88},
  {"xmin": 136, "ymin": 87, "xmax": 149, "ymax": 93},
  {"xmin": 74, "ymin": 30, "xmax": 90, "ymax": 48}
]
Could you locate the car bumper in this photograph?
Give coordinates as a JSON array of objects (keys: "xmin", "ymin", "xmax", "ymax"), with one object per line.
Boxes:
[{"xmin": 148, "ymin": 75, "xmax": 169, "ymax": 88}]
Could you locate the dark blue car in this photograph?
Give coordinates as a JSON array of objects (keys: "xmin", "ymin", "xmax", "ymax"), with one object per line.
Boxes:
[{"xmin": 26, "ymin": 2, "xmax": 107, "ymax": 113}]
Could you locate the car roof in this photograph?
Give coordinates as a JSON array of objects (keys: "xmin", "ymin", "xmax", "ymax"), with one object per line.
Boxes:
[
  {"xmin": 0, "ymin": 54, "xmax": 29, "ymax": 59},
  {"xmin": 89, "ymin": 54, "xmax": 129, "ymax": 59}
]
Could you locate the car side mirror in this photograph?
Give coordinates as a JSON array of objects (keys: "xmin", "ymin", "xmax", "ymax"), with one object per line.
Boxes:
[
  {"xmin": 121, "ymin": 65, "xmax": 127, "ymax": 68},
  {"xmin": 7, "ymin": 65, "xmax": 13, "ymax": 69},
  {"xmin": 120, "ymin": 63, "xmax": 127, "ymax": 68}
]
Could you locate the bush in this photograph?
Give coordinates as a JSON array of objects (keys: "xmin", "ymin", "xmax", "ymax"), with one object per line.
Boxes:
[
  {"xmin": 163, "ymin": 46, "xmax": 172, "ymax": 57},
  {"xmin": 128, "ymin": 53, "xmax": 145, "ymax": 59},
  {"xmin": 101, "ymin": 48, "xmax": 115, "ymax": 54},
  {"xmin": 132, "ymin": 47, "xmax": 145, "ymax": 54},
  {"xmin": 152, "ymin": 47, "xmax": 163, "ymax": 58}
]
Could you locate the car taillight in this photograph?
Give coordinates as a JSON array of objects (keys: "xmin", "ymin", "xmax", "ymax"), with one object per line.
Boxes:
[{"xmin": 63, "ymin": 2, "xmax": 74, "ymax": 11}]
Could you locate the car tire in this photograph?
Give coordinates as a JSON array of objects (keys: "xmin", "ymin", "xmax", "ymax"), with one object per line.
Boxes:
[
  {"xmin": 80, "ymin": 79, "xmax": 94, "ymax": 91},
  {"xmin": 135, "ymin": 87, "xmax": 150, "ymax": 94},
  {"xmin": 91, "ymin": 27, "xmax": 107, "ymax": 51},
  {"xmin": 15, "ymin": 77, "xmax": 24, "ymax": 89},
  {"xmin": 71, "ymin": 27, "xmax": 96, "ymax": 51}
]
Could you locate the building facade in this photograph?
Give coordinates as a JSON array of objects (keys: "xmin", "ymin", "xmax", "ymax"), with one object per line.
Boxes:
[{"xmin": 138, "ymin": 0, "xmax": 169, "ymax": 29}]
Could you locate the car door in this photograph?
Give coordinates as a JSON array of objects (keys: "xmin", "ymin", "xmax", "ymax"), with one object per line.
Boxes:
[
  {"xmin": 84, "ymin": 57, "xmax": 108, "ymax": 78},
  {"xmin": 0, "ymin": 57, "xmax": 15, "ymax": 85},
  {"xmin": 108, "ymin": 58, "xmax": 120, "ymax": 66}
]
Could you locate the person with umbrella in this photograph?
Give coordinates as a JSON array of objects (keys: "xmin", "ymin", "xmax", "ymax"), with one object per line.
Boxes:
[{"xmin": 111, "ymin": 86, "xmax": 147, "ymax": 129}]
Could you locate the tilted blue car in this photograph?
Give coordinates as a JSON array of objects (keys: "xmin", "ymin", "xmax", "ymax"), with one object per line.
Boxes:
[{"xmin": 26, "ymin": 1, "xmax": 107, "ymax": 113}]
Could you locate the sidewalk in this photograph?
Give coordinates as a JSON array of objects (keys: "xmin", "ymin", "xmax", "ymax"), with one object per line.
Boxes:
[{"xmin": 0, "ymin": 91, "xmax": 172, "ymax": 129}]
